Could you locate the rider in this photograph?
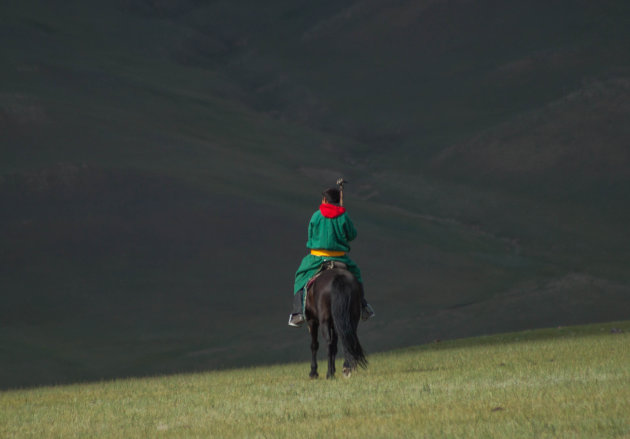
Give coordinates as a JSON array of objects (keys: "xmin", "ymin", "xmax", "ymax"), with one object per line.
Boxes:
[{"xmin": 288, "ymin": 187, "xmax": 375, "ymax": 327}]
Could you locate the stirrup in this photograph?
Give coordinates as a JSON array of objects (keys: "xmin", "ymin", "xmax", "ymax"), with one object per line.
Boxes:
[
  {"xmin": 361, "ymin": 304, "xmax": 375, "ymax": 321},
  {"xmin": 288, "ymin": 313, "xmax": 305, "ymax": 327}
]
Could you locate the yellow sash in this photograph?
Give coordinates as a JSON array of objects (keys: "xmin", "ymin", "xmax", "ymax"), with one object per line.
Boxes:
[{"xmin": 310, "ymin": 249, "xmax": 346, "ymax": 257}]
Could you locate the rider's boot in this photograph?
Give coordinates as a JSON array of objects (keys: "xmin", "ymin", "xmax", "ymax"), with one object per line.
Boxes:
[
  {"xmin": 361, "ymin": 299, "xmax": 375, "ymax": 321},
  {"xmin": 288, "ymin": 289, "xmax": 306, "ymax": 327},
  {"xmin": 359, "ymin": 283, "xmax": 375, "ymax": 321}
]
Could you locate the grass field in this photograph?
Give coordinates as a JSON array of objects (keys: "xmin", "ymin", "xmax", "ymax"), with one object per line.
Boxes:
[{"xmin": 2, "ymin": 320, "xmax": 628, "ymax": 438}]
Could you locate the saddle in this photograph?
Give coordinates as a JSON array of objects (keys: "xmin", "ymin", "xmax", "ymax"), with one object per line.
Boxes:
[{"xmin": 320, "ymin": 260, "xmax": 347, "ymax": 271}]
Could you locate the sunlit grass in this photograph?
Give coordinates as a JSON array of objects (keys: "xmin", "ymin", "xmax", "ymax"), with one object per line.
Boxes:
[{"xmin": 2, "ymin": 321, "xmax": 628, "ymax": 438}]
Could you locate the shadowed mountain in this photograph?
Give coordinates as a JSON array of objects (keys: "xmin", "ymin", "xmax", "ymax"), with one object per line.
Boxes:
[{"xmin": 1, "ymin": 0, "xmax": 629, "ymax": 389}]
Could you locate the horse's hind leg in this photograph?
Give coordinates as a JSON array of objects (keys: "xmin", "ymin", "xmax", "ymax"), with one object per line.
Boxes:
[
  {"xmin": 342, "ymin": 359, "xmax": 352, "ymax": 378},
  {"xmin": 309, "ymin": 320, "xmax": 319, "ymax": 379},
  {"xmin": 329, "ymin": 326, "xmax": 338, "ymax": 379},
  {"xmin": 323, "ymin": 322, "xmax": 337, "ymax": 379}
]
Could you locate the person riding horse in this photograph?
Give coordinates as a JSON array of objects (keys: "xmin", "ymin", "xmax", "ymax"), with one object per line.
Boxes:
[{"xmin": 288, "ymin": 187, "xmax": 375, "ymax": 327}]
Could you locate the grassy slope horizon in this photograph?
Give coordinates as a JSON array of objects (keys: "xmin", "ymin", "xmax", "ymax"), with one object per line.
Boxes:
[{"xmin": 1, "ymin": 0, "xmax": 630, "ymax": 388}]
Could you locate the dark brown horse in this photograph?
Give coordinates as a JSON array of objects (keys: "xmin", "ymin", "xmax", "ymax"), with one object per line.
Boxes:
[{"xmin": 305, "ymin": 263, "xmax": 367, "ymax": 379}]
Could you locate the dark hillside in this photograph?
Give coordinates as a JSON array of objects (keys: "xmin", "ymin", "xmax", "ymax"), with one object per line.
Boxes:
[{"xmin": 1, "ymin": 0, "xmax": 629, "ymax": 388}]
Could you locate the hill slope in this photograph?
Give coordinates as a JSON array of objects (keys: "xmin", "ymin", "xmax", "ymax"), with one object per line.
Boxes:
[
  {"xmin": 1, "ymin": 1, "xmax": 629, "ymax": 388},
  {"xmin": 1, "ymin": 321, "xmax": 629, "ymax": 438}
]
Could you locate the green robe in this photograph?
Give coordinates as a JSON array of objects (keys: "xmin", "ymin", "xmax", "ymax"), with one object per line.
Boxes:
[{"xmin": 293, "ymin": 206, "xmax": 362, "ymax": 294}]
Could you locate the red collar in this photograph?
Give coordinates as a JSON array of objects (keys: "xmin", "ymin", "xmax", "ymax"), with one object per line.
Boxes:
[{"xmin": 319, "ymin": 203, "xmax": 346, "ymax": 218}]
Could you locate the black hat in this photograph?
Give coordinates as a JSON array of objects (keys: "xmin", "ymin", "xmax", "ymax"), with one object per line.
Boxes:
[{"xmin": 322, "ymin": 188, "xmax": 341, "ymax": 205}]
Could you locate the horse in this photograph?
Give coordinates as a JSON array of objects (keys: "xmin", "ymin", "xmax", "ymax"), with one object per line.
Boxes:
[{"xmin": 304, "ymin": 262, "xmax": 368, "ymax": 379}]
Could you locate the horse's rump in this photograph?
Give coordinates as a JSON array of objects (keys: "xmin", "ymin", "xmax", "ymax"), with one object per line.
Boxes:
[{"xmin": 305, "ymin": 260, "xmax": 348, "ymax": 292}]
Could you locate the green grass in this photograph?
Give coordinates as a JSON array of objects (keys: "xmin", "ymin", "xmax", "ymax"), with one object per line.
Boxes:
[{"xmin": 2, "ymin": 321, "xmax": 629, "ymax": 439}]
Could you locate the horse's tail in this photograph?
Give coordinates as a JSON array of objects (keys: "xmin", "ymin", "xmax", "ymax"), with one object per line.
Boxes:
[{"xmin": 331, "ymin": 274, "xmax": 368, "ymax": 370}]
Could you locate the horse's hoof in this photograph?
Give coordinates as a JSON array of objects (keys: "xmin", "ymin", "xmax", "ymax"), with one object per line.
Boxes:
[
  {"xmin": 309, "ymin": 372, "xmax": 319, "ymax": 379},
  {"xmin": 343, "ymin": 367, "xmax": 352, "ymax": 378},
  {"xmin": 326, "ymin": 374, "xmax": 335, "ymax": 380}
]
